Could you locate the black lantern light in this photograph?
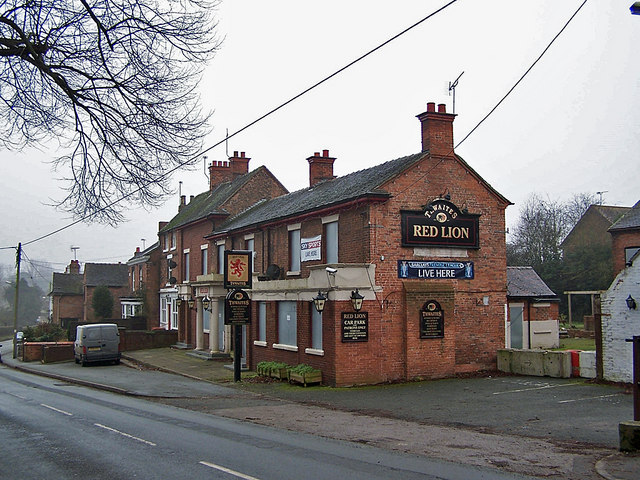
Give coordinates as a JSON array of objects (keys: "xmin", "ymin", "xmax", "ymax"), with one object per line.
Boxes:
[
  {"xmin": 202, "ymin": 296, "xmax": 211, "ymax": 311},
  {"xmin": 350, "ymin": 289, "xmax": 364, "ymax": 312},
  {"xmin": 187, "ymin": 296, "xmax": 195, "ymax": 309},
  {"xmin": 313, "ymin": 291, "xmax": 327, "ymax": 313},
  {"xmin": 176, "ymin": 296, "xmax": 183, "ymax": 307},
  {"xmin": 626, "ymin": 295, "xmax": 637, "ymax": 310}
]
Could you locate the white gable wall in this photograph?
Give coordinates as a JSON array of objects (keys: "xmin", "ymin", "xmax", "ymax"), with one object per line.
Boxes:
[{"xmin": 601, "ymin": 256, "xmax": 640, "ymax": 383}]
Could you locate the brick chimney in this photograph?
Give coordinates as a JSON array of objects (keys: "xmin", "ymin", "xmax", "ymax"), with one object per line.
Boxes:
[
  {"xmin": 208, "ymin": 151, "xmax": 251, "ymax": 190},
  {"xmin": 417, "ymin": 102, "xmax": 456, "ymax": 157},
  {"xmin": 67, "ymin": 260, "xmax": 80, "ymax": 274},
  {"xmin": 178, "ymin": 195, "xmax": 186, "ymax": 212},
  {"xmin": 307, "ymin": 149, "xmax": 336, "ymax": 187}
]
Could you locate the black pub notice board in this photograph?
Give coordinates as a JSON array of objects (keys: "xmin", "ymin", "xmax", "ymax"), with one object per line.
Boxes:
[
  {"xmin": 420, "ymin": 300, "xmax": 444, "ymax": 339},
  {"xmin": 341, "ymin": 312, "xmax": 368, "ymax": 342}
]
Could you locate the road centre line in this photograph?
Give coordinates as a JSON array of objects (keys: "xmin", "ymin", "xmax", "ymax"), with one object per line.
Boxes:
[
  {"xmin": 492, "ymin": 383, "xmax": 579, "ymax": 395},
  {"xmin": 558, "ymin": 393, "xmax": 620, "ymax": 404},
  {"xmin": 41, "ymin": 404, "xmax": 73, "ymax": 416},
  {"xmin": 94, "ymin": 423, "xmax": 156, "ymax": 446},
  {"xmin": 199, "ymin": 461, "xmax": 262, "ymax": 480}
]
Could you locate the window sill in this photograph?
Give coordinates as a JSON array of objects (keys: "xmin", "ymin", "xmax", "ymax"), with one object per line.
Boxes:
[
  {"xmin": 273, "ymin": 343, "xmax": 298, "ymax": 352},
  {"xmin": 305, "ymin": 348, "xmax": 324, "ymax": 356},
  {"xmin": 254, "ymin": 341, "xmax": 267, "ymax": 347}
]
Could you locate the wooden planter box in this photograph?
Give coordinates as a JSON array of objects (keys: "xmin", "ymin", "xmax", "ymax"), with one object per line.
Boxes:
[
  {"xmin": 271, "ymin": 367, "xmax": 290, "ymax": 380},
  {"xmin": 289, "ymin": 370, "xmax": 322, "ymax": 387}
]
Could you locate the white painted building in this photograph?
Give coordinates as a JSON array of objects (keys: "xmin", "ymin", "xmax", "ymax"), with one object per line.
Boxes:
[{"xmin": 601, "ymin": 249, "xmax": 640, "ymax": 383}]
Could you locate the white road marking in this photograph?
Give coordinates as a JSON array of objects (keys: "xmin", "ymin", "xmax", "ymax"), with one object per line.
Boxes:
[
  {"xmin": 7, "ymin": 392, "xmax": 27, "ymax": 400},
  {"xmin": 199, "ymin": 461, "xmax": 262, "ymax": 480},
  {"xmin": 492, "ymin": 382, "xmax": 579, "ymax": 395},
  {"xmin": 558, "ymin": 393, "xmax": 620, "ymax": 404},
  {"xmin": 41, "ymin": 404, "xmax": 73, "ymax": 416},
  {"xmin": 94, "ymin": 423, "xmax": 157, "ymax": 446}
]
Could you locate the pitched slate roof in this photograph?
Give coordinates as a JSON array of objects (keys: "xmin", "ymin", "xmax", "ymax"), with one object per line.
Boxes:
[
  {"xmin": 127, "ymin": 241, "xmax": 159, "ymax": 265},
  {"xmin": 215, "ymin": 153, "xmax": 427, "ymax": 233},
  {"xmin": 159, "ymin": 166, "xmax": 277, "ymax": 233},
  {"xmin": 507, "ymin": 266, "xmax": 557, "ymax": 299},
  {"xmin": 595, "ymin": 205, "xmax": 631, "ymax": 224},
  {"xmin": 609, "ymin": 200, "xmax": 640, "ymax": 231},
  {"xmin": 84, "ymin": 263, "xmax": 128, "ymax": 287},
  {"xmin": 50, "ymin": 272, "xmax": 83, "ymax": 296}
]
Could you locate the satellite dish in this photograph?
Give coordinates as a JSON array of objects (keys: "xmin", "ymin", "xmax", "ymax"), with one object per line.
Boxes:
[
  {"xmin": 169, "ymin": 276, "xmax": 177, "ymax": 285},
  {"xmin": 168, "ymin": 260, "xmax": 177, "ymax": 269},
  {"xmin": 265, "ymin": 264, "xmax": 281, "ymax": 280}
]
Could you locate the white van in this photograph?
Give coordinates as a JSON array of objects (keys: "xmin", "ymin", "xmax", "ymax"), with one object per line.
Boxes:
[{"xmin": 74, "ymin": 323, "xmax": 121, "ymax": 366}]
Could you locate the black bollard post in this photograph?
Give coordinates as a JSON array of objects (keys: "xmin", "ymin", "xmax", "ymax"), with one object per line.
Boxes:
[{"xmin": 234, "ymin": 323, "xmax": 242, "ymax": 382}]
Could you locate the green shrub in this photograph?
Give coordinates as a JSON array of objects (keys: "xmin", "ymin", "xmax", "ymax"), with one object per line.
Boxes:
[
  {"xmin": 289, "ymin": 364, "xmax": 319, "ymax": 375},
  {"xmin": 22, "ymin": 323, "xmax": 67, "ymax": 342}
]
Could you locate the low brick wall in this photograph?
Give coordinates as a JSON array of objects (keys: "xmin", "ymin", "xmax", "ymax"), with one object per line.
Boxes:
[
  {"xmin": 119, "ymin": 329, "xmax": 178, "ymax": 351},
  {"xmin": 567, "ymin": 328, "xmax": 595, "ymax": 339},
  {"xmin": 43, "ymin": 344, "xmax": 75, "ymax": 363},
  {"xmin": 22, "ymin": 342, "xmax": 74, "ymax": 363}
]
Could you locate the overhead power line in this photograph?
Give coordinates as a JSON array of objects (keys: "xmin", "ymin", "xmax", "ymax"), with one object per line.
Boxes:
[
  {"xmin": 3, "ymin": 0, "xmax": 458, "ymax": 249},
  {"xmin": 395, "ymin": 0, "xmax": 588, "ymax": 200}
]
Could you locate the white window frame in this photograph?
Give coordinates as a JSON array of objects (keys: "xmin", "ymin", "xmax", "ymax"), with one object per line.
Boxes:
[
  {"xmin": 254, "ymin": 301, "xmax": 267, "ymax": 347},
  {"xmin": 201, "ymin": 244, "xmax": 208, "ymax": 275},
  {"xmin": 170, "ymin": 298, "xmax": 178, "ymax": 330},
  {"xmin": 183, "ymin": 249, "xmax": 190, "ymax": 282},
  {"xmin": 160, "ymin": 296, "xmax": 168, "ymax": 328},
  {"xmin": 323, "ymin": 215, "xmax": 339, "ymax": 264},
  {"xmin": 171, "ymin": 231, "xmax": 177, "ymax": 250},
  {"xmin": 288, "ymin": 224, "xmax": 301, "ymax": 273},
  {"xmin": 274, "ymin": 301, "xmax": 297, "ymax": 350},
  {"xmin": 217, "ymin": 240, "xmax": 225, "ymax": 275},
  {"xmin": 245, "ymin": 234, "xmax": 255, "ymax": 273}
]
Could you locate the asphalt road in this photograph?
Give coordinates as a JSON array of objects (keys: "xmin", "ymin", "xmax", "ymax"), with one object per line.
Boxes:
[{"xmin": 0, "ymin": 367, "xmax": 534, "ymax": 480}]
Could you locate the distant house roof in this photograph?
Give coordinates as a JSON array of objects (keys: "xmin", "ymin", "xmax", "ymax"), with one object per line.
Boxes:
[
  {"xmin": 159, "ymin": 166, "xmax": 285, "ymax": 233},
  {"xmin": 49, "ymin": 272, "xmax": 83, "ymax": 296},
  {"xmin": 213, "ymin": 152, "xmax": 510, "ymax": 235},
  {"xmin": 127, "ymin": 241, "xmax": 159, "ymax": 265},
  {"xmin": 507, "ymin": 266, "xmax": 557, "ymax": 299},
  {"xmin": 609, "ymin": 200, "xmax": 640, "ymax": 231},
  {"xmin": 84, "ymin": 263, "xmax": 128, "ymax": 287},
  {"xmin": 561, "ymin": 204, "xmax": 631, "ymax": 247}
]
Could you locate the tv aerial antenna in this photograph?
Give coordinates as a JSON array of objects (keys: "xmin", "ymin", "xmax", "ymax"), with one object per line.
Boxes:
[
  {"xmin": 70, "ymin": 246, "xmax": 80, "ymax": 260},
  {"xmin": 448, "ymin": 71, "xmax": 464, "ymax": 114},
  {"xmin": 596, "ymin": 191, "xmax": 608, "ymax": 205}
]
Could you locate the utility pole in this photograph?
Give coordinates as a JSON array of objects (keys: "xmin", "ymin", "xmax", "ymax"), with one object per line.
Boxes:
[{"xmin": 13, "ymin": 243, "xmax": 21, "ymax": 359}]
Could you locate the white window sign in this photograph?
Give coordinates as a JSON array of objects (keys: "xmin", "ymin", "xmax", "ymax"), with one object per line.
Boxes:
[{"xmin": 301, "ymin": 235, "xmax": 322, "ymax": 262}]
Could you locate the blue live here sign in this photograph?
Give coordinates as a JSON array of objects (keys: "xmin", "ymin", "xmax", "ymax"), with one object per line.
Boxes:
[{"xmin": 398, "ymin": 260, "xmax": 474, "ymax": 279}]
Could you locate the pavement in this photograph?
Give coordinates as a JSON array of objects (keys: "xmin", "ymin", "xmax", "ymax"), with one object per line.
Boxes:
[{"xmin": 1, "ymin": 343, "xmax": 639, "ymax": 480}]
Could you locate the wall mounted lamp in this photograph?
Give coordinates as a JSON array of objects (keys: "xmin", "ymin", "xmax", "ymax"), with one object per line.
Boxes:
[
  {"xmin": 350, "ymin": 289, "xmax": 364, "ymax": 312},
  {"xmin": 627, "ymin": 295, "xmax": 637, "ymax": 310},
  {"xmin": 176, "ymin": 296, "xmax": 183, "ymax": 307},
  {"xmin": 187, "ymin": 296, "xmax": 195, "ymax": 309},
  {"xmin": 202, "ymin": 296, "xmax": 211, "ymax": 311},
  {"xmin": 313, "ymin": 291, "xmax": 327, "ymax": 313}
]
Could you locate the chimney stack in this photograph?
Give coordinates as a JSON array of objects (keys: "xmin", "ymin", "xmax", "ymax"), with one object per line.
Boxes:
[
  {"xmin": 307, "ymin": 149, "xmax": 336, "ymax": 187},
  {"xmin": 179, "ymin": 194, "xmax": 186, "ymax": 212},
  {"xmin": 417, "ymin": 102, "xmax": 456, "ymax": 157},
  {"xmin": 68, "ymin": 260, "xmax": 80, "ymax": 274},
  {"xmin": 208, "ymin": 151, "xmax": 251, "ymax": 190}
]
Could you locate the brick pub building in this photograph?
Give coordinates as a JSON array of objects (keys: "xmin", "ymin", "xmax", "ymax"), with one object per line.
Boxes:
[{"xmin": 169, "ymin": 101, "xmax": 512, "ymax": 386}]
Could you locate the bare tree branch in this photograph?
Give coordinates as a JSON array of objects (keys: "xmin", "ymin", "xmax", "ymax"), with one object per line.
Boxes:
[{"xmin": 0, "ymin": 0, "xmax": 220, "ymax": 222}]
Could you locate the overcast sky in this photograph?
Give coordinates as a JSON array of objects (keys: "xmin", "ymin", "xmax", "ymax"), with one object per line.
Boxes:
[{"xmin": 1, "ymin": 0, "xmax": 638, "ymax": 279}]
